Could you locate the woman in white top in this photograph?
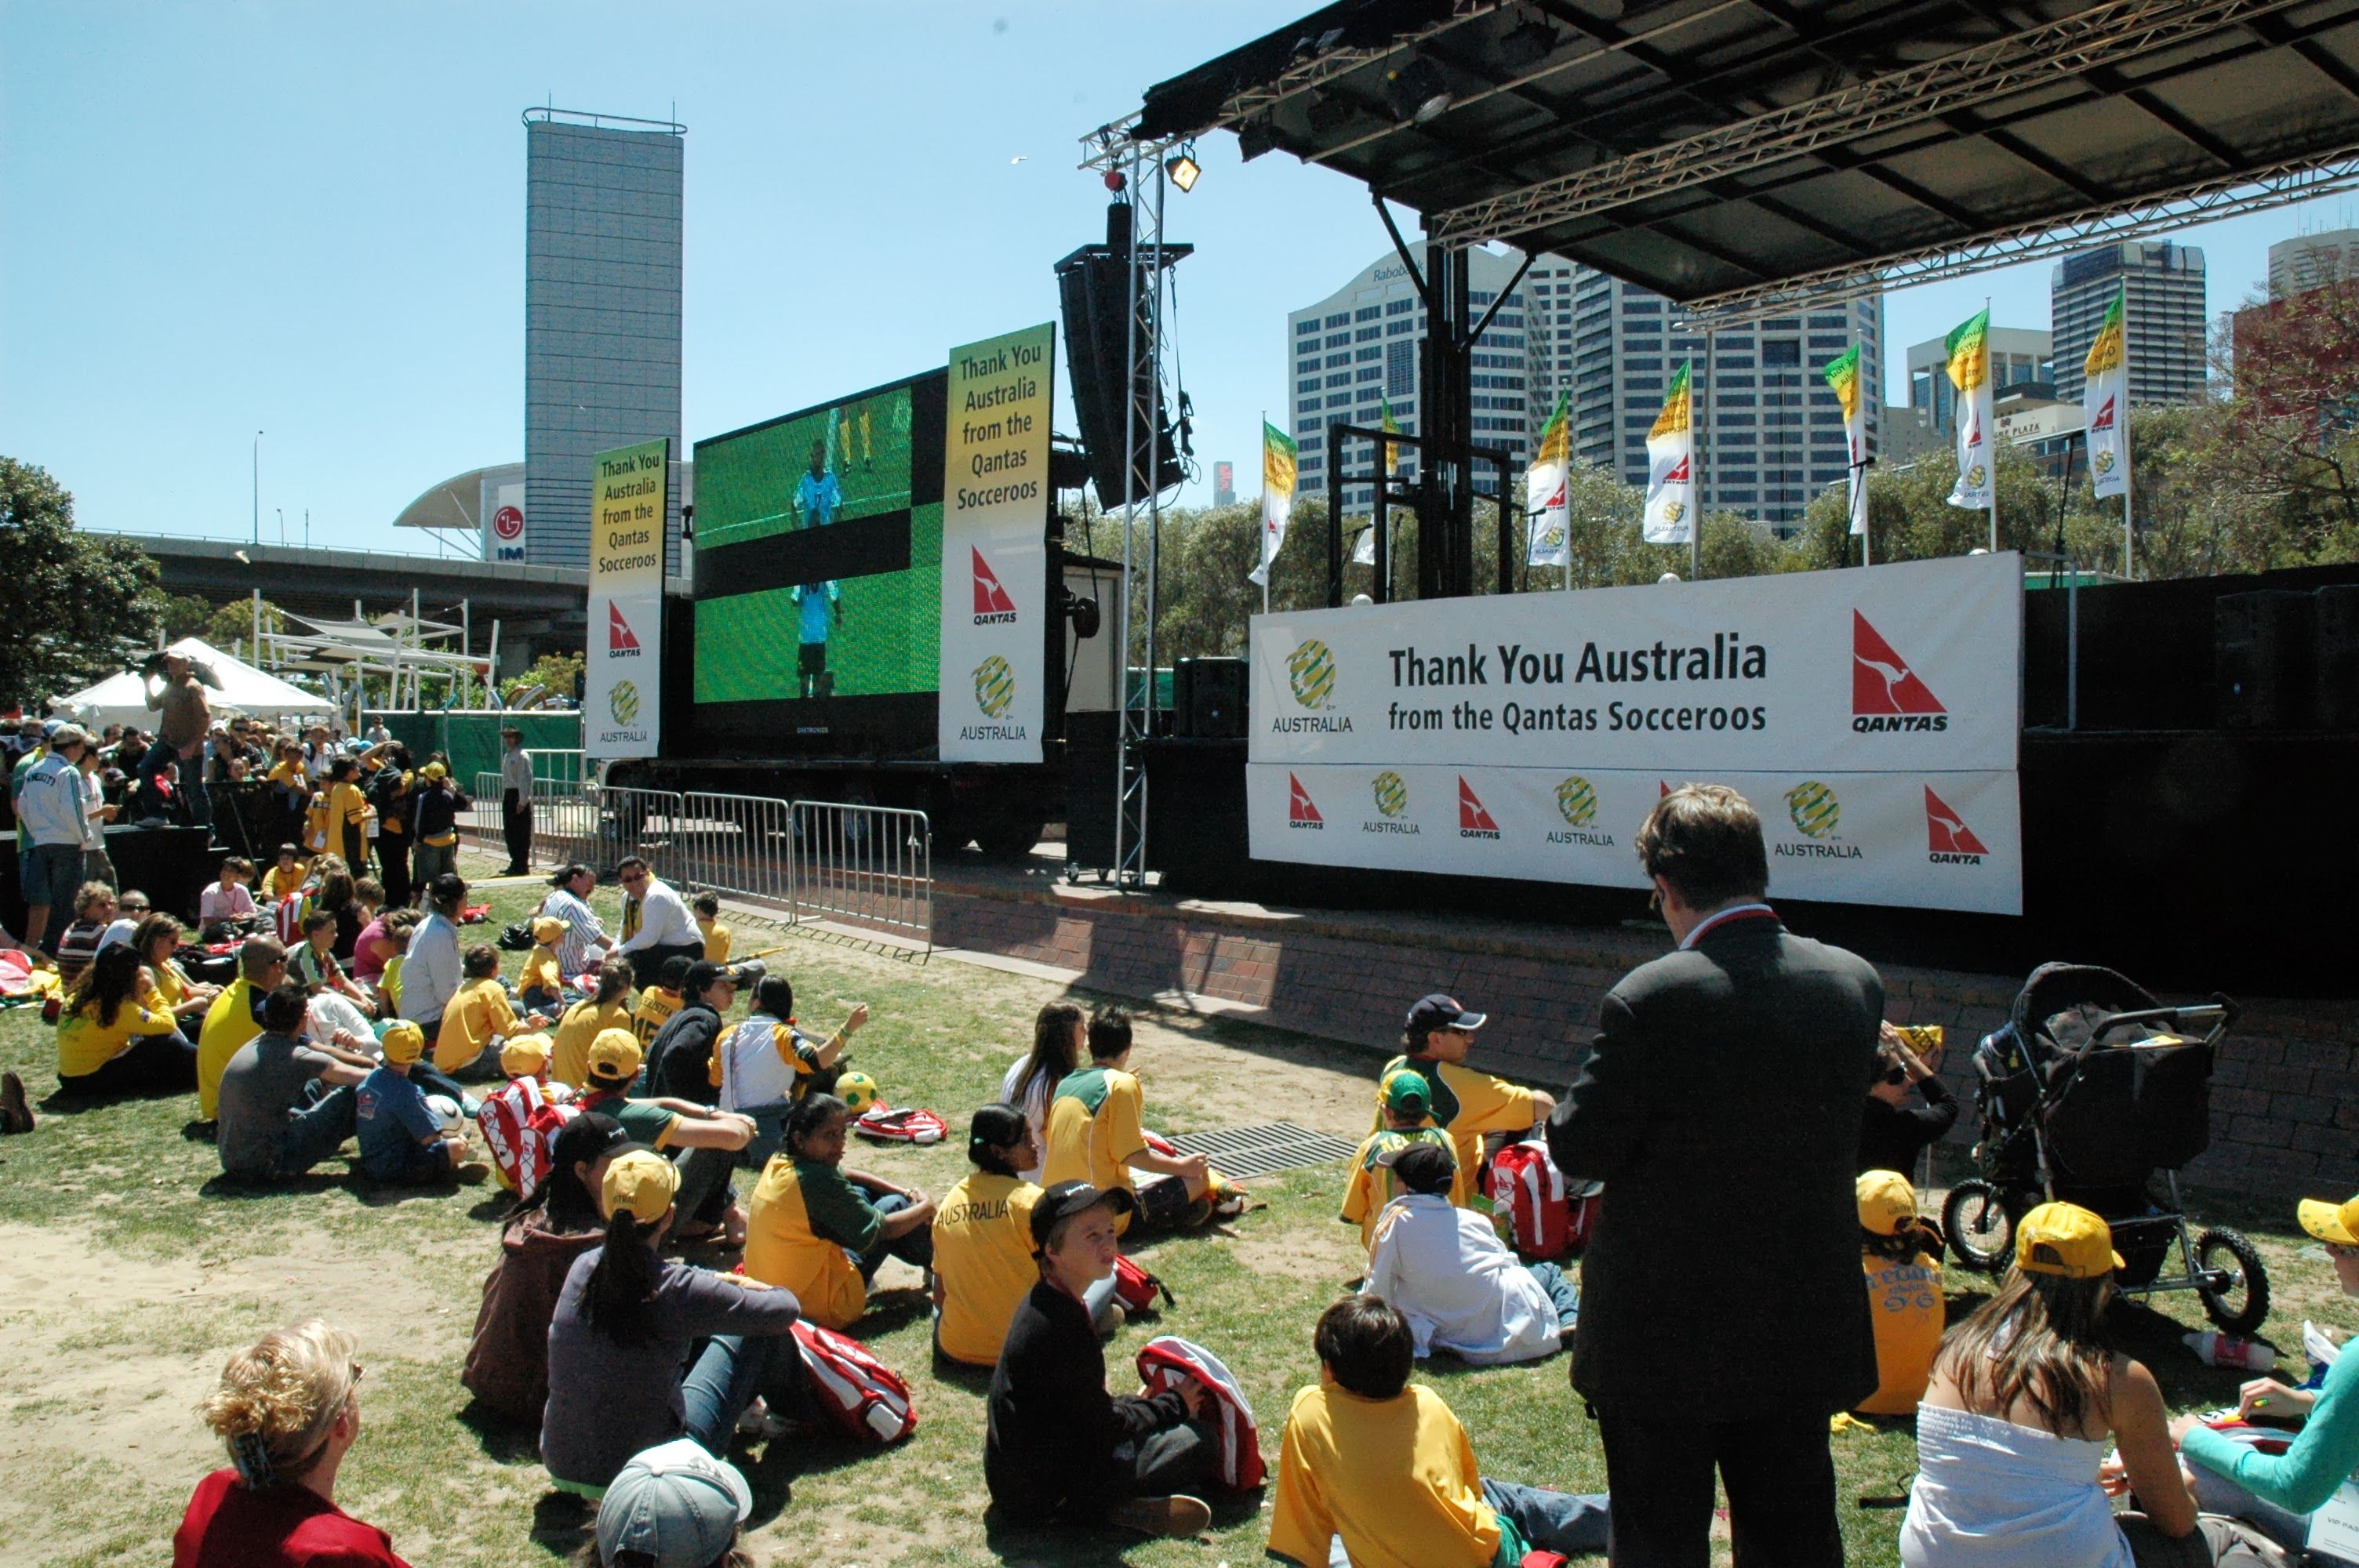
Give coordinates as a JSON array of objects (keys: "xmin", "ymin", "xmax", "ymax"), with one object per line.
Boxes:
[
  {"xmin": 996, "ymin": 1000, "xmax": 1084, "ymax": 1185},
  {"xmin": 1902, "ymin": 1201, "xmax": 2267, "ymax": 1568}
]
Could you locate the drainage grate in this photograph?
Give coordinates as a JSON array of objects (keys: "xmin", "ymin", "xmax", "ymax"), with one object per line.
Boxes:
[{"xmin": 1168, "ymin": 1122, "xmax": 1360, "ymax": 1179}]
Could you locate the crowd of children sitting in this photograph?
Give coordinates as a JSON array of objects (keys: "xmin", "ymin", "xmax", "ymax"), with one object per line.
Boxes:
[{"xmin": 13, "ymin": 829, "xmax": 2327, "ymax": 1568}]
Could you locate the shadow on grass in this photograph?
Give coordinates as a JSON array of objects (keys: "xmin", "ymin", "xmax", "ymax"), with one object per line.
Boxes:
[
  {"xmin": 456, "ymin": 1399, "xmax": 542, "ymax": 1464},
  {"xmin": 526, "ymin": 1491, "xmax": 595, "ymax": 1556},
  {"xmin": 37, "ymin": 1083, "xmax": 191, "ymax": 1116},
  {"xmin": 198, "ymin": 1171, "xmax": 345, "ymax": 1199}
]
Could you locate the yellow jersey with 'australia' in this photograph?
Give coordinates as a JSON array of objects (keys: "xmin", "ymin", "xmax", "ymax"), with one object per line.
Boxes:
[{"xmin": 931, "ymin": 1171, "xmax": 1042, "ymax": 1366}]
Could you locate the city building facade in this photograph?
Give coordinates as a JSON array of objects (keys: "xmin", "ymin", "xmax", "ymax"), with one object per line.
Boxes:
[
  {"xmin": 2051, "ymin": 241, "xmax": 2208, "ymax": 406},
  {"xmin": 1904, "ymin": 326, "xmax": 2052, "ymax": 434},
  {"xmin": 2270, "ymin": 229, "xmax": 2359, "ymax": 298},
  {"xmin": 523, "ymin": 109, "xmax": 687, "ymax": 574},
  {"xmin": 1286, "ymin": 245, "xmax": 1883, "ymax": 535}
]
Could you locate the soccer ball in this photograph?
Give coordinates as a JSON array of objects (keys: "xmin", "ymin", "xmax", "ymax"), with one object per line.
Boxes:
[
  {"xmin": 423, "ymin": 1094, "xmax": 465, "ymax": 1135},
  {"xmin": 835, "ymin": 1071, "xmax": 881, "ymax": 1117}
]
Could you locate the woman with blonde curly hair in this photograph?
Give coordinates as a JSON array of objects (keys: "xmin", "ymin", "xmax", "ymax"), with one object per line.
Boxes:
[{"xmin": 173, "ymin": 1319, "xmax": 412, "ymax": 1566}]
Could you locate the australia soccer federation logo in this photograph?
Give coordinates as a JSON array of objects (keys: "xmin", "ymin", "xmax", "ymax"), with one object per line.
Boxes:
[
  {"xmin": 1785, "ymin": 780, "xmax": 1841, "ymax": 840},
  {"xmin": 1966, "ymin": 463, "xmax": 1988, "ymax": 490},
  {"xmin": 609, "ymin": 681, "xmax": 640, "ymax": 727},
  {"xmin": 1554, "ymin": 775, "xmax": 1598, "ymax": 827},
  {"xmin": 1288, "ymin": 638, "xmax": 1336, "ymax": 710},
  {"xmin": 1663, "ymin": 501, "xmax": 1686, "ymax": 525},
  {"xmin": 973, "ymin": 656, "xmax": 1015, "ymax": 718},
  {"xmin": 2092, "ymin": 449, "xmax": 2117, "ymax": 477},
  {"xmin": 1371, "ymin": 771, "xmax": 1408, "ymax": 819},
  {"xmin": 1539, "ymin": 524, "xmax": 1566, "ymax": 550}
]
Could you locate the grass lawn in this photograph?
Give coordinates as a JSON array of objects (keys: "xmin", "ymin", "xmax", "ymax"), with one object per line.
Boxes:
[{"xmin": 2, "ymin": 851, "xmax": 2351, "ymax": 1566}]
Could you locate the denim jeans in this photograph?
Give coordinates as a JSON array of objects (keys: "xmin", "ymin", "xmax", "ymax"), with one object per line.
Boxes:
[
  {"xmin": 136, "ymin": 739, "xmax": 210, "ymax": 825},
  {"xmin": 679, "ymin": 1329, "xmax": 809, "ymax": 1455},
  {"xmin": 859, "ymin": 1191, "xmax": 935, "ymax": 1279},
  {"xmin": 28, "ymin": 842, "xmax": 83, "ymax": 932},
  {"xmin": 737, "ymin": 1098, "xmax": 794, "ymax": 1169},
  {"xmin": 278, "ymin": 1084, "xmax": 357, "ymax": 1178},
  {"xmin": 1528, "ymin": 1259, "xmax": 1581, "ymax": 1334}
]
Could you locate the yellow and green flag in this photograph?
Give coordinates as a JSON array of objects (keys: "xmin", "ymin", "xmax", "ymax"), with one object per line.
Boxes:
[
  {"xmin": 1379, "ymin": 397, "xmax": 1401, "ymax": 476},
  {"xmin": 1643, "ymin": 362, "xmax": 1694, "ymax": 543},
  {"xmin": 1822, "ymin": 343, "xmax": 1870, "ymax": 538},
  {"xmin": 2083, "ymin": 285, "xmax": 2129, "ymax": 500},
  {"xmin": 1526, "ymin": 393, "xmax": 1572, "ymax": 566},
  {"xmin": 1250, "ymin": 420, "xmax": 1299, "ymax": 587},
  {"xmin": 1945, "ymin": 307, "xmax": 1994, "ymax": 510}
]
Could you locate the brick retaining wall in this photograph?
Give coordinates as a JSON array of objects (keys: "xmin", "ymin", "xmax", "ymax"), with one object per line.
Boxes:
[{"xmin": 936, "ymin": 878, "xmax": 2359, "ymax": 1203}]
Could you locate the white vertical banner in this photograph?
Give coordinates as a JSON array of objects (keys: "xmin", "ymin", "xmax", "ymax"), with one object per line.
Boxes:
[
  {"xmin": 585, "ymin": 438, "xmax": 669, "ymax": 759},
  {"xmin": 484, "ymin": 477, "xmax": 527, "ymax": 563},
  {"xmin": 940, "ymin": 322, "xmax": 1054, "ymax": 763},
  {"xmin": 2084, "ymin": 285, "xmax": 2131, "ymax": 500}
]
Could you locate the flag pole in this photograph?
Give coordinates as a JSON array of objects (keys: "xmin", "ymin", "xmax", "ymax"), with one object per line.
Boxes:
[
  {"xmin": 2120, "ymin": 286, "xmax": 2134, "ymax": 579},
  {"xmin": 1693, "ymin": 328, "xmax": 1710, "ymax": 581},
  {"xmin": 1259, "ymin": 408, "xmax": 1270, "ymax": 616},
  {"xmin": 1984, "ymin": 295, "xmax": 2000, "ymax": 554},
  {"xmin": 1857, "ymin": 328, "xmax": 1872, "ymax": 568}
]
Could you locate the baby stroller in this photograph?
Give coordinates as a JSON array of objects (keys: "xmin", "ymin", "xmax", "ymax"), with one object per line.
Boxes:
[{"xmin": 1942, "ymin": 962, "xmax": 2269, "ymax": 1334}]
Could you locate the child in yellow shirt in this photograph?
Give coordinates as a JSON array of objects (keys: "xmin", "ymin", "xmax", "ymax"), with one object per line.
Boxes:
[
  {"xmin": 693, "ymin": 891, "xmax": 732, "ymax": 964},
  {"xmin": 519, "ymin": 916, "xmax": 565, "ymax": 1014}
]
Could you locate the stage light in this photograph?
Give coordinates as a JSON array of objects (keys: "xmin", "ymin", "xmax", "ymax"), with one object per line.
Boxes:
[
  {"xmin": 1382, "ymin": 57, "xmax": 1452, "ymax": 125},
  {"xmin": 1166, "ymin": 147, "xmax": 1201, "ymax": 192},
  {"xmin": 1103, "ymin": 170, "xmax": 1125, "ymax": 193},
  {"xmin": 1498, "ymin": 16, "xmax": 1560, "ymax": 68},
  {"xmin": 1306, "ymin": 89, "xmax": 1365, "ymax": 136}
]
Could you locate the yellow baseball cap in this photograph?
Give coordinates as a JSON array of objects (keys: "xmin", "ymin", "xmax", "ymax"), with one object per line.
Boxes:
[
  {"xmin": 1856, "ymin": 1170, "xmax": 1918, "ymax": 1236},
  {"xmin": 420, "ymin": 761, "xmax": 447, "ymax": 781},
  {"xmin": 379, "ymin": 1020, "xmax": 426, "ymax": 1066},
  {"xmin": 602, "ymin": 1149, "xmax": 679, "ymax": 1224},
  {"xmin": 530, "ymin": 916, "xmax": 565, "ymax": 945},
  {"xmin": 2298, "ymin": 1193, "xmax": 2359, "ymax": 1247},
  {"xmin": 501, "ymin": 1032, "xmax": 554, "ymax": 1076},
  {"xmin": 2016, "ymin": 1201, "xmax": 2124, "ymax": 1279},
  {"xmin": 587, "ymin": 1027, "xmax": 643, "ymax": 1086}
]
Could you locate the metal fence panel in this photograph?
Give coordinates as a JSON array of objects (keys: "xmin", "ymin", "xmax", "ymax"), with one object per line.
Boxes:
[{"xmin": 787, "ymin": 799, "xmax": 932, "ymax": 952}]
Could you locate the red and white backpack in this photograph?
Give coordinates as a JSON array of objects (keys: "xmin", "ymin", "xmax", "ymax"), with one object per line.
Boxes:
[
  {"xmin": 1486, "ymin": 1139, "xmax": 1601, "ymax": 1261},
  {"xmin": 475, "ymin": 1076, "xmax": 578, "ymax": 1197},
  {"xmin": 1136, "ymin": 1336, "xmax": 1263, "ymax": 1490},
  {"xmin": 852, "ymin": 1105, "xmax": 947, "ymax": 1145},
  {"xmin": 1111, "ymin": 1253, "xmax": 1175, "ymax": 1316},
  {"xmin": 792, "ymin": 1319, "xmax": 917, "ymax": 1443}
]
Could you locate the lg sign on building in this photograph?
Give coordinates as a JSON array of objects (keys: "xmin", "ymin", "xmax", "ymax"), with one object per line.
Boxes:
[{"xmin": 1247, "ymin": 553, "xmax": 2023, "ymax": 914}]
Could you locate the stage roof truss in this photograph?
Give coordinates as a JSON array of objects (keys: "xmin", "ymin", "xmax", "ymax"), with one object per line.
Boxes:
[{"xmin": 1102, "ymin": 0, "xmax": 2359, "ymax": 308}]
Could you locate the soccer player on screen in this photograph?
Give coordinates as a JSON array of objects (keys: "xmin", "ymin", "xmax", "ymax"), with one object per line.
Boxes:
[
  {"xmin": 794, "ymin": 579, "xmax": 842, "ymax": 699},
  {"xmin": 794, "ymin": 438, "xmax": 841, "ymax": 528}
]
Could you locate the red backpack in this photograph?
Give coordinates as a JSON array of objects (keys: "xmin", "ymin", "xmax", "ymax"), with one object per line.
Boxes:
[
  {"xmin": 792, "ymin": 1320, "xmax": 917, "ymax": 1444},
  {"xmin": 852, "ymin": 1105, "xmax": 947, "ymax": 1145},
  {"xmin": 475, "ymin": 1077, "xmax": 577, "ymax": 1196},
  {"xmin": 1111, "ymin": 1253, "xmax": 1175, "ymax": 1316},
  {"xmin": 1487, "ymin": 1139, "xmax": 1601, "ymax": 1261},
  {"xmin": 1136, "ymin": 1336, "xmax": 1263, "ymax": 1490}
]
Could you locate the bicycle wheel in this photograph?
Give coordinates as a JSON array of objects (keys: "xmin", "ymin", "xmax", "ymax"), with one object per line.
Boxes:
[{"xmin": 1943, "ymin": 1179, "xmax": 2018, "ymax": 1273}]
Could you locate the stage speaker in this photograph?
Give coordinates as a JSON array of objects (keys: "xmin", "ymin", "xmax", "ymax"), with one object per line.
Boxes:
[
  {"xmin": 1056, "ymin": 202, "xmax": 1183, "ymax": 505},
  {"xmin": 1174, "ymin": 657, "xmax": 1249, "ymax": 739},
  {"xmin": 1064, "ymin": 710, "xmax": 1122, "ymax": 869},
  {"xmin": 2216, "ymin": 590, "xmax": 2314, "ymax": 729},
  {"xmin": 2317, "ymin": 585, "xmax": 2359, "ymax": 731}
]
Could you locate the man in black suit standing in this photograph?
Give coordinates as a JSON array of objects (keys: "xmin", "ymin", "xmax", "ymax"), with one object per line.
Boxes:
[{"xmin": 1547, "ymin": 785, "xmax": 1881, "ymax": 1567}]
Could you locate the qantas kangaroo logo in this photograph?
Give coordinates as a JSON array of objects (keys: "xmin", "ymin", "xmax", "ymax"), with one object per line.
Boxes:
[
  {"xmin": 2088, "ymin": 394, "xmax": 2117, "ymax": 433},
  {"xmin": 1852, "ymin": 612, "xmax": 1946, "ymax": 731},
  {"xmin": 972, "ymin": 548, "xmax": 1017, "ymax": 623},
  {"xmin": 1457, "ymin": 776, "xmax": 1500, "ymax": 839},
  {"xmin": 1287, "ymin": 774, "xmax": 1324, "ymax": 829},
  {"xmin": 607, "ymin": 602, "xmax": 642, "ymax": 656},
  {"xmin": 1663, "ymin": 455, "xmax": 1690, "ymax": 484},
  {"xmin": 1925, "ymin": 786, "xmax": 1989, "ymax": 862}
]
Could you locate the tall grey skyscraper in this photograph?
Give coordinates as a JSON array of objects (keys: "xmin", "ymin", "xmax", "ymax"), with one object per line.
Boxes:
[
  {"xmin": 524, "ymin": 109, "xmax": 685, "ymax": 573},
  {"xmin": 1285, "ymin": 243, "xmax": 1529, "ymax": 509},
  {"xmin": 1534, "ymin": 267, "xmax": 1881, "ymax": 533},
  {"xmin": 2052, "ymin": 241, "xmax": 2207, "ymax": 407},
  {"xmin": 1285, "ymin": 245, "xmax": 1881, "ymax": 537}
]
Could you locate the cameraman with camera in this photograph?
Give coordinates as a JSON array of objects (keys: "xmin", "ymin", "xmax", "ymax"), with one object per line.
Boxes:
[{"xmin": 136, "ymin": 651, "xmax": 213, "ymax": 826}]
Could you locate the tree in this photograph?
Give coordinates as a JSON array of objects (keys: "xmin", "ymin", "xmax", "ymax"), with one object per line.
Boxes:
[
  {"xmin": 0, "ymin": 457, "xmax": 165, "ymax": 710},
  {"xmin": 201, "ymin": 597, "xmax": 288, "ymax": 655},
  {"xmin": 503, "ymin": 651, "xmax": 583, "ymax": 708},
  {"xmin": 158, "ymin": 593, "xmax": 213, "ymax": 642}
]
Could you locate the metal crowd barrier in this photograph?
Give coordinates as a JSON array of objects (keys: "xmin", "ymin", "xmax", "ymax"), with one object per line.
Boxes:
[{"xmin": 484, "ymin": 783, "xmax": 931, "ymax": 953}]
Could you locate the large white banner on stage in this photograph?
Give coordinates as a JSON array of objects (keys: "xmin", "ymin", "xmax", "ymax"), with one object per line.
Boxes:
[
  {"xmin": 939, "ymin": 322, "xmax": 1054, "ymax": 763},
  {"xmin": 1248, "ymin": 553, "xmax": 2023, "ymax": 913}
]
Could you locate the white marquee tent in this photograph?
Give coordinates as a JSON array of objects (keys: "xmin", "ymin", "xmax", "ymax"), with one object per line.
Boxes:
[{"xmin": 51, "ymin": 637, "xmax": 336, "ymax": 730}]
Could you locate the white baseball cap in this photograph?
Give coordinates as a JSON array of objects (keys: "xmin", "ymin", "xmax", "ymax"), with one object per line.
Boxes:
[{"xmin": 594, "ymin": 1439, "xmax": 752, "ymax": 1567}]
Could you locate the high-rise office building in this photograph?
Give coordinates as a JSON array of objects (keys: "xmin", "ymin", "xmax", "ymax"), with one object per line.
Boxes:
[
  {"xmin": 1904, "ymin": 327, "xmax": 2052, "ymax": 434},
  {"xmin": 1285, "ymin": 245, "xmax": 1880, "ymax": 535},
  {"xmin": 524, "ymin": 109, "xmax": 686, "ymax": 573},
  {"xmin": 1532, "ymin": 266, "xmax": 1882, "ymax": 532},
  {"xmin": 2270, "ymin": 229, "xmax": 2359, "ymax": 298},
  {"xmin": 2052, "ymin": 241, "xmax": 2208, "ymax": 406},
  {"xmin": 1285, "ymin": 243, "xmax": 1528, "ymax": 509}
]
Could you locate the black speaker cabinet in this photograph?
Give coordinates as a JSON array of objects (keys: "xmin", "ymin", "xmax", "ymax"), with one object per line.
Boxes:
[
  {"xmin": 1175, "ymin": 657, "xmax": 1249, "ymax": 739},
  {"xmin": 1063, "ymin": 709, "xmax": 1122, "ymax": 869},
  {"xmin": 2317, "ymin": 585, "xmax": 2359, "ymax": 731},
  {"xmin": 2217, "ymin": 590, "xmax": 2315, "ymax": 729}
]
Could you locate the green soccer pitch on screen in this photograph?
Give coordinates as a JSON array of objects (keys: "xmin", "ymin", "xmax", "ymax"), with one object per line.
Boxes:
[{"xmin": 690, "ymin": 374, "xmax": 945, "ymax": 706}]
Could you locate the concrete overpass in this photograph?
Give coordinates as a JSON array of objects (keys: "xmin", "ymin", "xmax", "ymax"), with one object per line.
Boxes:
[{"xmin": 95, "ymin": 534, "xmax": 610, "ymax": 677}]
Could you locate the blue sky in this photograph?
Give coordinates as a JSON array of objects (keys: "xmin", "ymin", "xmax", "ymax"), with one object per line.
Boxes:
[{"xmin": 5, "ymin": 2, "xmax": 2354, "ymax": 556}]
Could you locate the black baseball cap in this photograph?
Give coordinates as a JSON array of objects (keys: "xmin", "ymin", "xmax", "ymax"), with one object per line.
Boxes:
[
  {"xmin": 968, "ymin": 1102, "xmax": 1028, "ymax": 1164},
  {"xmin": 1029, "ymin": 1179, "xmax": 1135, "ymax": 1253},
  {"xmin": 1405, "ymin": 993, "xmax": 1488, "ymax": 1036}
]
